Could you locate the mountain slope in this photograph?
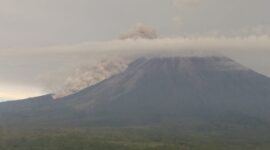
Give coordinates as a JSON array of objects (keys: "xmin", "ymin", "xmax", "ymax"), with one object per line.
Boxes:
[{"xmin": 1, "ymin": 56, "xmax": 270, "ymax": 127}]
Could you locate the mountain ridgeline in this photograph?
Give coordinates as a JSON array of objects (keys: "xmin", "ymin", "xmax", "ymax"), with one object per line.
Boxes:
[{"xmin": 1, "ymin": 56, "xmax": 270, "ymax": 128}]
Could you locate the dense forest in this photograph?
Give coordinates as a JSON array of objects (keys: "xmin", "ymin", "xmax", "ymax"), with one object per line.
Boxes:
[{"xmin": 1, "ymin": 125, "xmax": 270, "ymax": 150}]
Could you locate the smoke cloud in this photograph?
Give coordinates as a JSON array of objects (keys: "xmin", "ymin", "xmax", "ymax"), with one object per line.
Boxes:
[
  {"xmin": 119, "ymin": 23, "xmax": 158, "ymax": 40},
  {"xmin": 48, "ymin": 58, "xmax": 130, "ymax": 98}
]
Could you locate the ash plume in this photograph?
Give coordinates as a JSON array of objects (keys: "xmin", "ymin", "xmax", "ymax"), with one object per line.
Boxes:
[
  {"xmin": 51, "ymin": 58, "xmax": 130, "ymax": 98},
  {"xmin": 119, "ymin": 23, "xmax": 158, "ymax": 40}
]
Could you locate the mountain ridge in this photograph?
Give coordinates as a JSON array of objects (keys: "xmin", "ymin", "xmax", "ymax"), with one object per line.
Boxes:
[{"xmin": 1, "ymin": 56, "xmax": 270, "ymax": 127}]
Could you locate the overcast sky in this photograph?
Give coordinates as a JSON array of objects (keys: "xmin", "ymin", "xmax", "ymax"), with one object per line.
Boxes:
[{"xmin": 1, "ymin": 0, "xmax": 270, "ymax": 100}]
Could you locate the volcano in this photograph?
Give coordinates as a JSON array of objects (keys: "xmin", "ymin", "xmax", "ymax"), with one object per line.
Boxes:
[{"xmin": 1, "ymin": 56, "xmax": 270, "ymax": 127}]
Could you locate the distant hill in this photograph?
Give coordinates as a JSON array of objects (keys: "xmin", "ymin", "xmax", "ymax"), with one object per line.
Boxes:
[{"xmin": 1, "ymin": 56, "xmax": 270, "ymax": 128}]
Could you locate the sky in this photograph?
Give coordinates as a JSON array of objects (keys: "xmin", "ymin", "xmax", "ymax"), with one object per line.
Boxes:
[{"xmin": 0, "ymin": 0, "xmax": 270, "ymax": 100}]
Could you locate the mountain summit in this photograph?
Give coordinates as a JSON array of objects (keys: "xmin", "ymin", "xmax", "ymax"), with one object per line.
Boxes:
[{"xmin": 1, "ymin": 56, "xmax": 270, "ymax": 127}]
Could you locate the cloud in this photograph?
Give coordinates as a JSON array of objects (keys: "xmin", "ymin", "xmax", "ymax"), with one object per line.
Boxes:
[
  {"xmin": 119, "ymin": 23, "xmax": 158, "ymax": 40},
  {"xmin": 1, "ymin": 32, "xmax": 270, "ymax": 98},
  {"xmin": 239, "ymin": 26, "xmax": 270, "ymax": 36}
]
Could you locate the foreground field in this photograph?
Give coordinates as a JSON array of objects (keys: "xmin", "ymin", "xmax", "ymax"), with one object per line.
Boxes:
[{"xmin": 1, "ymin": 126, "xmax": 270, "ymax": 150}]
